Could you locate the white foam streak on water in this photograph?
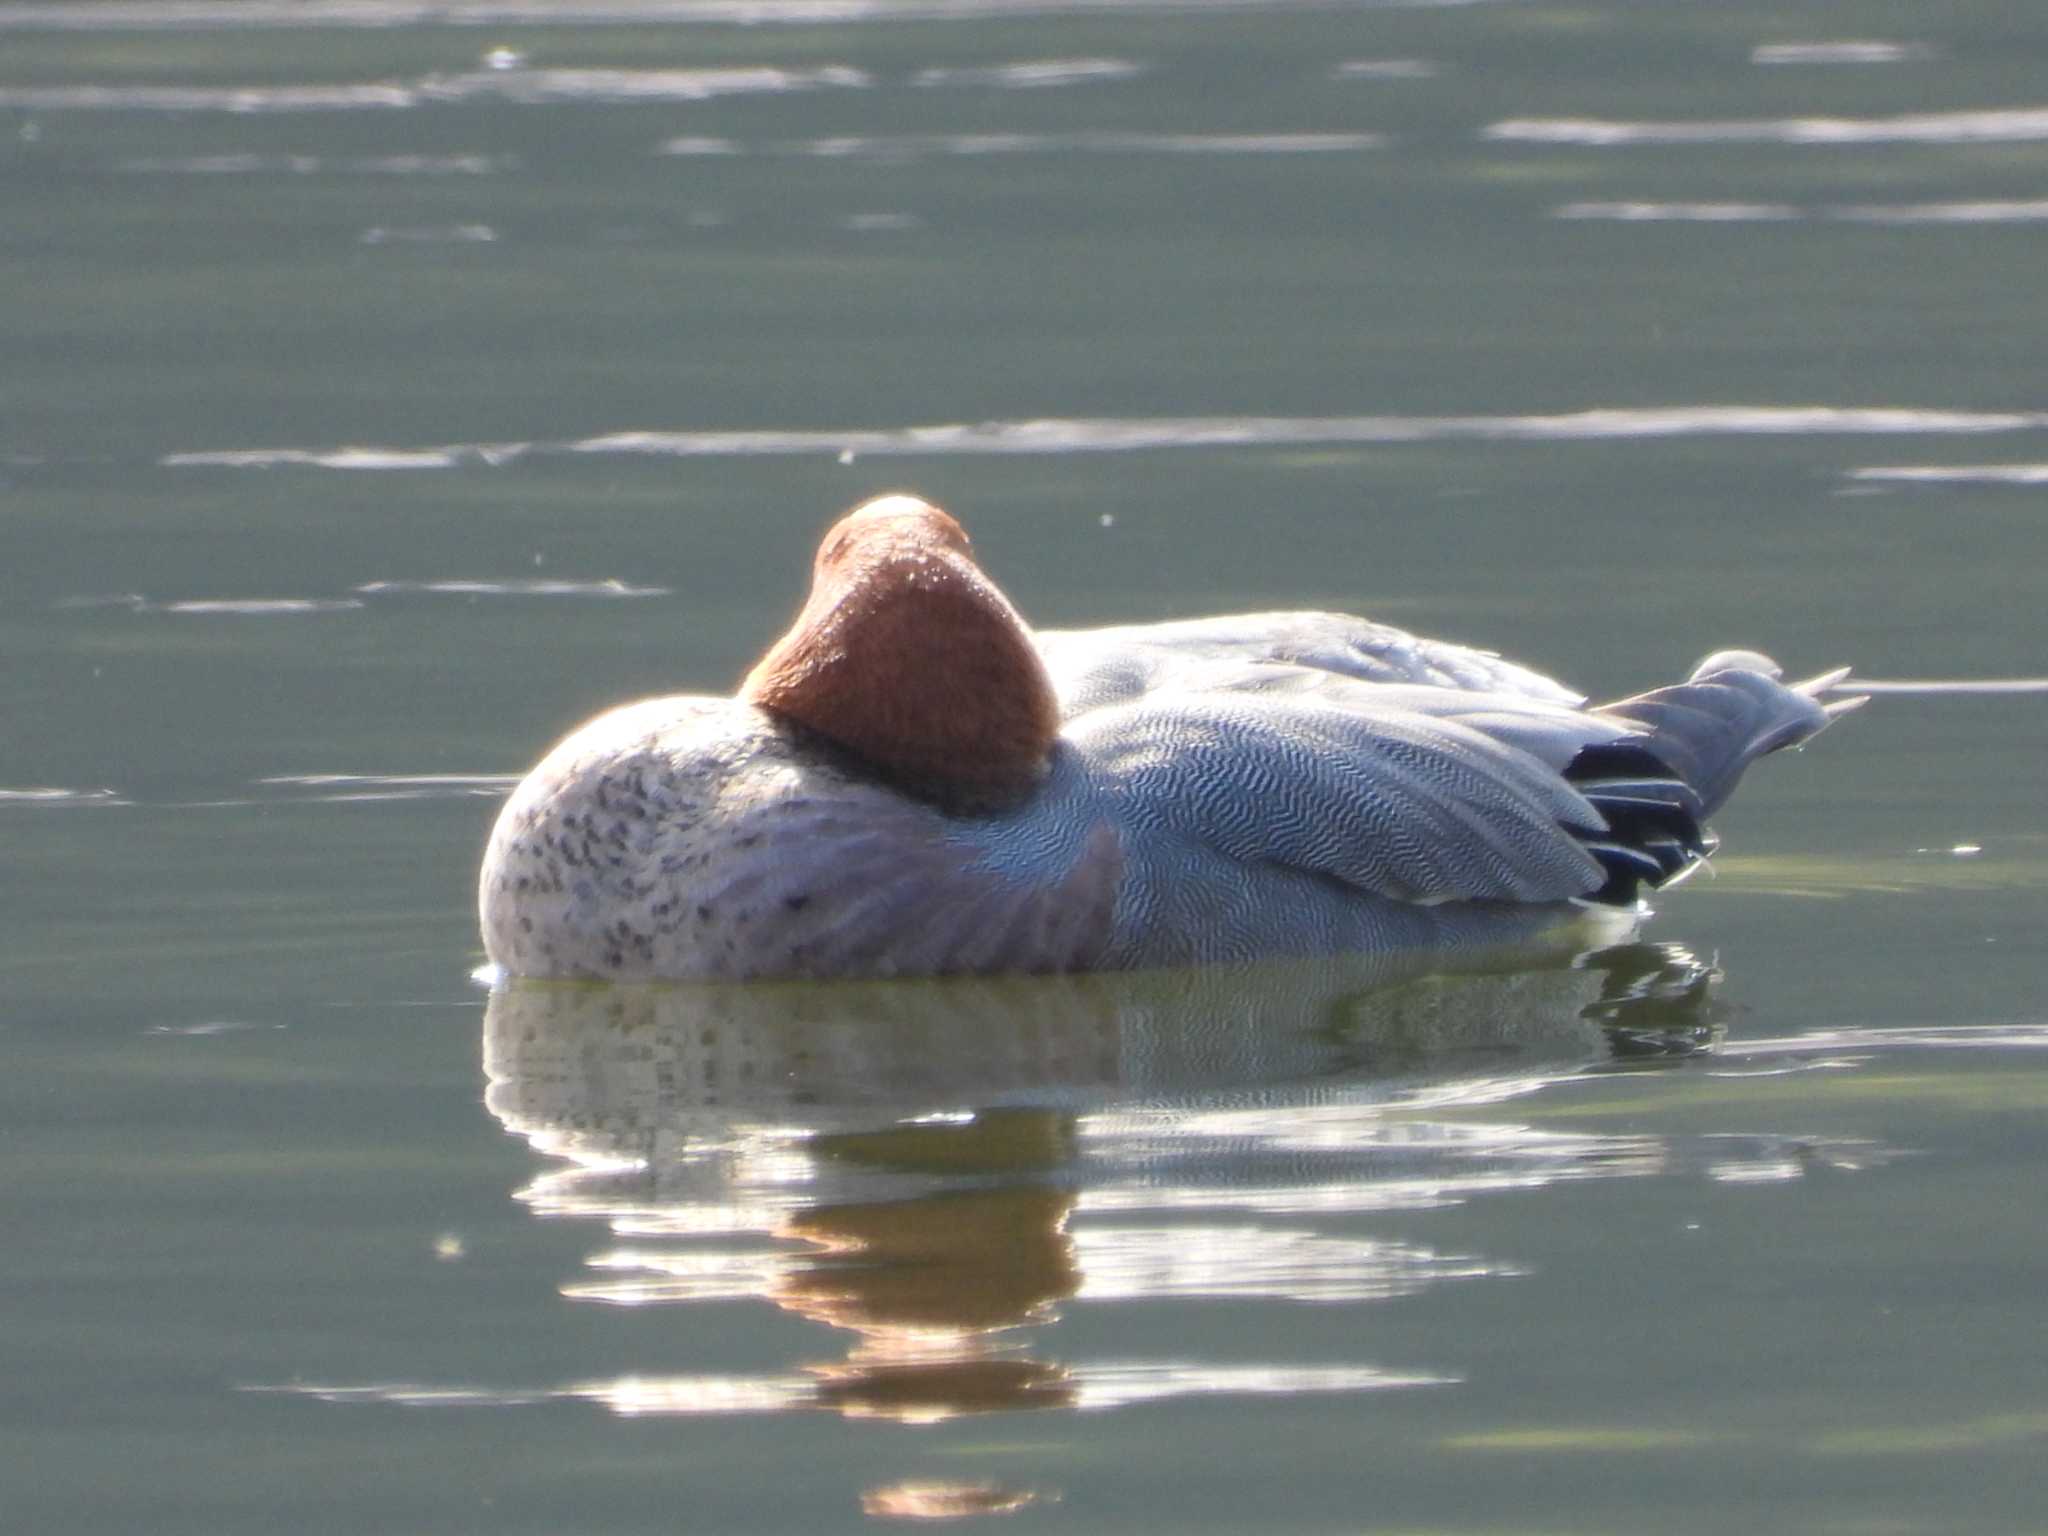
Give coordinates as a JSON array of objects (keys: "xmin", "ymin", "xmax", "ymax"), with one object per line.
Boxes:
[
  {"xmin": 1489, "ymin": 106, "xmax": 2048, "ymax": 146},
  {"xmin": 0, "ymin": 0, "xmax": 1491, "ymax": 31},
  {"xmin": 159, "ymin": 407, "xmax": 2048, "ymax": 471}
]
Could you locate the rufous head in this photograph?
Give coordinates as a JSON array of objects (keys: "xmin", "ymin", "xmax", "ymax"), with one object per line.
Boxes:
[{"xmin": 740, "ymin": 495, "xmax": 1061, "ymax": 809}]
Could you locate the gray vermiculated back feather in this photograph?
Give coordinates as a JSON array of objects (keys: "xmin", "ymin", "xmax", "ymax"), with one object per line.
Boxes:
[
  {"xmin": 1203, "ymin": 670, "xmax": 1633, "ymax": 773},
  {"xmin": 1064, "ymin": 689, "xmax": 1609, "ymax": 906}
]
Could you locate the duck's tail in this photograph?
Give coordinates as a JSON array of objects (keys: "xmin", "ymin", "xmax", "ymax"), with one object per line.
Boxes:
[
  {"xmin": 1564, "ymin": 653, "xmax": 1866, "ymax": 904},
  {"xmin": 1603, "ymin": 652, "xmax": 1865, "ymax": 819}
]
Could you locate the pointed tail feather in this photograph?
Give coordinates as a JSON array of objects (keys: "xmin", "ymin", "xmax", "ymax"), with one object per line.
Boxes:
[
  {"xmin": 1561, "ymin": 653, "xmax": 1859, "ymax": 904},
  {"xmin": 1598, "ymin": 653, "xmax": 1857, "ymax": 820}
]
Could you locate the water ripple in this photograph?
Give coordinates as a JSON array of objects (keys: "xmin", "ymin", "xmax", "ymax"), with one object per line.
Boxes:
[
  {"xmin": 839, "ymin": 211, "xmax": 921, "ymax": 232},
  {"xmin": 1557, "ymin": 201, "xmax": 1801, "ymax": 223},
  {"xmin": 863, "ymin": 1483, "xmax": 1050, "ymax": 1520},
  {"xmin": 1334, "ymin": 58, "xmax": 1438, "ymax": 80},
  {"xmin": 910, "ymin": 57, "xmax": 1143, "ymax": 89},
  {"xmin": 660, "ymin": 130, "xmax": 1383, "ymax": 158},
  {"xmin": 258, "ymin": 773, "xmax": 519, "ymax": 802},
  {"xmin": 1818, "ymin": 677, "xmax": 2048, "ymax": 696},
  {"xmin": 1751, "ymin": 41, "xmax": 1933, "ymax": 67},
  {"xmin": 159, "ymin": 407, "xmax": 2048, "ymax": 471},
  {"xmin": 164, "ymin": 443, "xmax": 526, "ymax": 469},
  {"xmin": 156, "ymin": 597, "xmax": 367, "ymax": 615},
  {"xmin": 119, "ymin": 153, "xmax": 512, "ymax": 175},
  {"xmin": 1489, "ymin": 106, "xmax": 2048, "ymax": 146},
  {"xmin": 1561, "ymin": 200, "xmax": 2048, "ymax": 225},
  {"xmin": 1850, "ymin": 463, "xmax": 2048, "ymax": 486},
  {"xmin": 0, "ymin": 0, "xmax": 1496, "ymax": 31},
  {"xmin": 1072, "ymin": 1224, "xmax": 1503, "ymax": 1303},
  {"xmin": 1726, "ymin": 1023, "xmax": 2048, "ymax": 1056},
  {"xmin": 0, "ymin": 785, "xmax": 125, "ymax": 806},
  {"xmin": 1071, "ymin": 1360, "xmax": 1455, "ymax": 1409},
  {"xmin": 354, "ymin": 577, "xmax": 669, "ymax": 597},
  {"xmin": 0, "ymin": 66, "xmax": 870, "ymax": 113},
  {"xmin": 570, "ymin": 407, "xmax": 2048, "ymax": 455},
  {"xmin": 250, "ymin": 1357, "xmax": 1446, "ymax": 1419},
  {"xmin": 359, "ymin": 223, "xmax": 496, "ymax": 245},
  {"xmin": 1831, "ymin": 200, "xmax": 2048, "ymax": 224},
  {"xmin": 0, "ymin": 82, "xmax": 416, "ymax": 112},
  {"xmin": 54, "ymin": 579, "xmax": 647, "ymax": 614},
  {"xmin": 444, "ymin": 65, "xmax": 870, "ymax": 103}
]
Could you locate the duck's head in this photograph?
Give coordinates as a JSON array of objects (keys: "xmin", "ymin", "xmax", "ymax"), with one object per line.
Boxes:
[{"xmin": 740, "ymin": 494, "xmax": 1061, "ymax": 809}]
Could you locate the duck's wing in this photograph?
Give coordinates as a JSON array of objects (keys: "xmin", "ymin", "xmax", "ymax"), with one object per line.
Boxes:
[
  {"xmin": 1063, "ymin": 647, "xmax": 1857, "ymax": 911},
  {"xmin": 1067, "ymin": 684, "xmax": 1617, "ymax": 907},
  {"xmin": 679, "ymin": 789, "xmax": 1128, "ymax": 979},
  {"xmin": 1036, "ymin": 611, "xmax": 1585, "ymax": 718}
]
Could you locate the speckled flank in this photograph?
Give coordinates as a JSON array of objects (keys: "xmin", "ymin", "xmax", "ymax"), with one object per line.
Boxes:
[{"xmin": 480, "ymin": 696, "xmax": 1123, "ymax": 981}]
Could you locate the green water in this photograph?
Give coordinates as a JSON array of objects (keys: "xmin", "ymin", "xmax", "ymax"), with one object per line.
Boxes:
[{"xmin": 5, "ymin": 1, "xmax": 2047, "ymax": 1531}]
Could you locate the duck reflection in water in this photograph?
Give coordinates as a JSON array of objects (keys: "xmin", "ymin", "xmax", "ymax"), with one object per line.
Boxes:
[{"xmin": 482, "ymin": 934, "xmax": 1752, "ymax": 1426}]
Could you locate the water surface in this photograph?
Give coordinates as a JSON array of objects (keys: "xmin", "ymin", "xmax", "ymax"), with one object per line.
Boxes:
[{"xmin": 4, "ymin": 0, "xmax": 2046, "ymax": 1531}]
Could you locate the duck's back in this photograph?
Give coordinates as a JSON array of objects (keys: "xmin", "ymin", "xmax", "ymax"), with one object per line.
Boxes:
[{"xmin": 1036, "ymin": 610, "xmax": 1586, "ymax": 717}]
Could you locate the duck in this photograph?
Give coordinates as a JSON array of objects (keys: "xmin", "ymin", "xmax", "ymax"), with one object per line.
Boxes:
[{"xmin": 479, "ymin": 493, "xmax": 1860, "ymax": 981}]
